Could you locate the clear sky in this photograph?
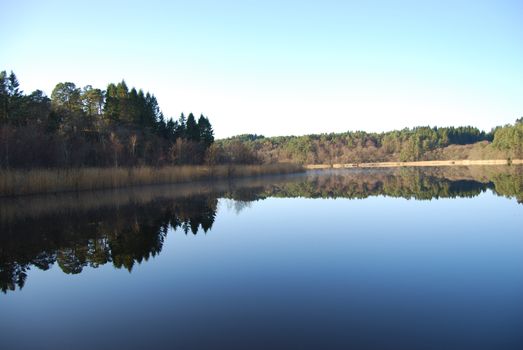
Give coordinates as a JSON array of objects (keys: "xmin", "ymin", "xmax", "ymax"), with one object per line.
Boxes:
[{"xmin": 1, "ymin": 0, "xmax": 522, "ymax": 138}]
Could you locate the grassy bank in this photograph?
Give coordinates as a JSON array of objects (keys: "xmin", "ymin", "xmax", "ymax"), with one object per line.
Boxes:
[
  {"xmin": 305, "ymin": 159, "xmax": 523, "ymax": 169},
  {"xmin": 0, "ymin": 163, "xmax": 303, "ymax": 197}
]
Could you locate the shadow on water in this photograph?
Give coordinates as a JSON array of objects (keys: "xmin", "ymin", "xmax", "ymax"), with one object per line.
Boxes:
[{"xmin": 1, "ymin": 166, "xmax": 522, "ymax": 293}]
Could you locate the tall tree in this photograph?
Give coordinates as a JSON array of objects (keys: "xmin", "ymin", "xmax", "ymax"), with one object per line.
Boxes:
[
  {"xmin": 116, "ymin": 81, "xmax": 130, "ymax": 123},
  {"xmin": 103, "ymin": 83, "xmax": 119, "ymax": 123},
  {"xmin": 51, "ymin": 82, "xmax": 82, "ymax": 112},
  {"xmin": 174, "ymin": 113, "xmax": 186, "ymax": 139},
  {"xmin": 0, "ymin": 71, "xmax": 24, "ymax": 124},
  {"xmin": 0, "ymin": 70, "xmax": 218, "ymax": 168},
  {"xmin": 186, "ymin": 113, "xmax": 200, "ymax": 142},
  {"xmin": 127, "ymin": 87, "xmax": 141, "ymax": 125},
  {"xmin": 198, "ymin": 114, "xmax": 214, "ymax": 148},
  {"xmin": 144, "ymin": 92, "xmax": 161, "ymax": 128},
  {"xmin": 0, "ymin": 71, "xmax": 9, "ymax": 123},
  {"xmin": 24, "ymin": 90, "xmax": 51, "ymax": 125},
  {"xmin": 51, "ymin": 82, "xmax": 83, "ymax": 133},
  {"xmin": 81, "ymin": 86, "xmax": 104, "ymax": 117}
]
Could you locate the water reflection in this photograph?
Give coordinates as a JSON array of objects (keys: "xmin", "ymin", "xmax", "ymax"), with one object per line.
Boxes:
[
  {"xmin": 0, "ymin": 194, "xmax": 218, "ymax": 292},
  {"xmin": 1, "ymin": 166, "xmax": 522, "ymax": 293}
]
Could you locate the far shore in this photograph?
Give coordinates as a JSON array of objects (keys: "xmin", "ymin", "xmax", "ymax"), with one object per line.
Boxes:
[{"xmin": 305, "ymin": 159, "xmax": 523, "ymax": 169}]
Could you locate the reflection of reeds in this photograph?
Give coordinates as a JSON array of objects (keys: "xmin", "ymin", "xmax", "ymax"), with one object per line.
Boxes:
[
  {"xmin": 0, "ymin": 173, "xmax": 302, "ymax": 223},
  {"xmin": 1, "ymin": 166, "xmax": 521, "ymax": 223},
  {"xmin": 0, "ymin": 164, "xmax": 303, "ymax": 197}
]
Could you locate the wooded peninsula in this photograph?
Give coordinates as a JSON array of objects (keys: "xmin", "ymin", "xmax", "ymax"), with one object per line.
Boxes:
[{"xmin": 1, "ymin": 70, "xmax": 522, "ymax": 196}]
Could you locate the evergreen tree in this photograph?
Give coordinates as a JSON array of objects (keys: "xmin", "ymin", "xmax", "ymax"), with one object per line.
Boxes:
[
  {"xmin": 156, "ymin": 113, "xmax": 167, "ymax": 138},
  {"xmin": 186, "ymin": 113, "xmax": 200, "ymax": 142},
  {"xmin": 174, "ymin": 113, "xmax": 186, "ymax": 139},
  {"xmin": 127, "ymin": 87, "xmax": 140, "ymax": 125},
  {"xmin": 198, "ymin": 114, "xmax": 214, "ymax": 148},
  {"xmin": 166, "ymin": 118, "xmax": 176, "ymax": 142},
  {"xmin": 0, "ymin": 71, "xmax": 24, "ymax": 124},
  {"xmin": 136, "ymin": 89, "xmax": 147, "ymax": 126},
  {"xmin": 7, "ymin": 72, "xmax": 21, "ymax": 98},
  {"xmin": 103, "ymin": 83, "xmax": 119, "ymax": 123},
  {"xmin": 24, "ymin": 90, "xmax": 51, "ymax": 125},
  {"xmin": 0, "ymin": 71, "xmax": 8, "ymax": 123},
  {"xmin": 116, "ymin": 80, "xmax": 130, "ymax": 123},
  {"xmin": 144, "ymin": 93, "xmax": 160, "ymax": 128}
]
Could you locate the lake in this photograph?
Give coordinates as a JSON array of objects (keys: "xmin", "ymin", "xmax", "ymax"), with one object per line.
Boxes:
[{"xmin": 1, "ymin": 166, "xmax": 522, "ymax": 350}]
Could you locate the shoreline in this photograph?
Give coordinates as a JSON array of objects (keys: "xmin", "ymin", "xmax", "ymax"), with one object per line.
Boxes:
[
  {"xmin": 0, "ymin": 164, "xmax": 303, "ymax": 197},
  {"xmin": 1, "ymin": 160, "xmax": 521, "ymax": 197},
  {"xmin": 305, "ymin": 159, "xmax": 523, "ymax": 169}
]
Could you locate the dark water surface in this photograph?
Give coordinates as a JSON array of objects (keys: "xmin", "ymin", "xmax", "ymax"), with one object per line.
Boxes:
[{"xmin": 1, "ymin": 167, "xmax": 522, "ymax": 349}]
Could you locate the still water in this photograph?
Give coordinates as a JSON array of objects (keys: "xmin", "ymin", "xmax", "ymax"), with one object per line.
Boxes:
[{"xmin": 1, "ymin": 167, "xmax": 522, "ymax": 349}]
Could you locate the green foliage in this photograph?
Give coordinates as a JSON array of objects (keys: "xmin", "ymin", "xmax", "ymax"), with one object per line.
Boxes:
[
  {"xmin": 186, "ymin": 113, "xmax": 200, "ymax": 142},
  {"xmin": 0, "ymin": 70, "xmax": 215, "ymax": 168},
  {"xmin": 103, "ymin": 83, "xmax": 119, "ymax": 122},
  {"xmin": 81, "ymin": 85, "xmax": 103, "ymax": 118},
  {"xmin": 1, "ymin": 69, "xmax": 518, "ymax": 169},
  {"xmin": 51, "ymin": 82, "xmax": 82, "ymax": 112},
  {"xmin": 226, "ymin": 134, "xmax": 265, "ymax": 142},
  {"xmin": 219, "ymin": 125, "xmax": 497, "ymax": 164},
  {"xmin": 492, "ymin": 120, "xmax": 523, "ymax": 158},
  {"xmin": 198, "ymin": 114, "xmax": 214, "ymax": 148},
  {"xmin": 284, "ymin": 136, "xmax": 314, "ymax": 163},
  {"xmin": 0, "ymin": 71, "xmax": 25, "ymax": 125}
]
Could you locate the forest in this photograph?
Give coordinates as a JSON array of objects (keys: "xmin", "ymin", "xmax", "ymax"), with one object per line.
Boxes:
[
  {"xmin": 219, "ymin": 120, "xmax": 522, "ymax": 165},
  {"xmin": 1, "ymin": 69, "xmax": 522, "ymax": 171},
  {"xmin": 0, "ymin": 70, "xmax": 215, "ymax": 168}
]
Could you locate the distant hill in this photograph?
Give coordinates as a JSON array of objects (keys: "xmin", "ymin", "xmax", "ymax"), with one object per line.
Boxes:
[{"xmin": 217, "ymin": 122, "xmax": 522, "ymax": 164}]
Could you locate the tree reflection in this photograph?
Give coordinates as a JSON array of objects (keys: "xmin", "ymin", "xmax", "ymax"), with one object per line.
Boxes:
[
  {"xmin": 1, "ymin": 166, "xmax": 522, "ymax": 293},
  {"xmin": 0, "ymin": 195, "xmax": 218, "ymax": 293}
]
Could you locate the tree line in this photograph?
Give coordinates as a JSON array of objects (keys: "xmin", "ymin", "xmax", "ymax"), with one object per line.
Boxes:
[
  {"xmin": 0, "ymin": 70, "xmax": 215, "ymax": 168},
  {"xmin": 491, "ymin": 118, "xmax": 523, "ymax": 159},
  {"xmin": 1, "ymin": 69, "xmax": 521, "ymax": 168},
  {"xmin": 219, "ymin": 120, "xmax": 522, "ymax": 164}
]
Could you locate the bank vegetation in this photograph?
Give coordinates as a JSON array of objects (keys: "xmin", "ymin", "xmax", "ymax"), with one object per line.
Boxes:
[{"xmin": 1, "ymin": 70, "xmax": 521, "ymax": 196}]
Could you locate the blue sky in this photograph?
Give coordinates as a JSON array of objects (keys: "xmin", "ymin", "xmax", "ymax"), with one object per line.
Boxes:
[{"xmin": 1, "ymin": 0, "xmax": 522, "ymax": 138}]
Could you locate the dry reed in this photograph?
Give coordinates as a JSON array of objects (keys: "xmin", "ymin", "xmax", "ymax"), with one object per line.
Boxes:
[{"xmin": 0, "ymin": 164, "xmax": 303, "ymax": 197}]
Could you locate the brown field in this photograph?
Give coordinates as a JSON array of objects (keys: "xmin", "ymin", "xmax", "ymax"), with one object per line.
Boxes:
[
  {"xmin": 0, "ymin": 163, "xmax": 303, "ymax": 197},
  {"xmin": 305, "ymin": 159, "xmax": 523, "ymax": 170}
]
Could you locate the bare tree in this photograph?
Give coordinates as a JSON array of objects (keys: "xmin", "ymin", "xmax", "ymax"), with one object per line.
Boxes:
[{"xmin": 109, "ymin": 132, "xmax": 122, "ymax": 167}]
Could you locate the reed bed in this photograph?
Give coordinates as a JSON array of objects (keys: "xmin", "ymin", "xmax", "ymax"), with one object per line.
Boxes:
[
  {"xmin": 0, "ymin": 163, "xmax": 303, "ymax": 197},
  {"xmin": 305, "ymin": 159, "xmax": 523, "ymax": 169}
]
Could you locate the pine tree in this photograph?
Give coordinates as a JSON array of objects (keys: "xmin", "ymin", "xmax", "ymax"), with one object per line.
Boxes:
[
  {"xmin": 128, "ymin": 87, "xmax": 140, "ymax": 125},
  {"xmin": 104, "ymin": 83, "xmax": 119, "ymax": 123},
  {"xmin": 81, "ymin": 86, "xmax": 104, "ymax": 130},
  {"xmin": 144, "ymin": 93, "xmax": 160, "ymax": 128},
  {"xmin": 51, "ymin": 82, "xmax": 81, "ymax": 111},
  {"xmin": 25, "ymin": 90, "xmax": 51, "ymax": 125},
  {"xmin": 186, "ymin": 113, "xmax": 200, "ymax": 142},
  {"xmin": 0, "ymin": 71, "xmax": 8, "ymax": 123},
  {"xmin": 4, "ymin": 71, "xmax": 24, "ymax": 124},
  {"xmin": 174, "ymin": 113, "xmax": 186, "ymax": 139},
  {"xmin": 198, "ymin": 114, "xmax": 214, "ymax": 148},
  {"xmin": 116, "ymin": 81, "xmax": 130, "ymax": 123},
  {"xmin": 51, "ymin": 82, "xmax": 83, "ymax": 133},
  {"xmin": 166, "ymin": 118, "xmax": 176, "ymax": 142}
]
